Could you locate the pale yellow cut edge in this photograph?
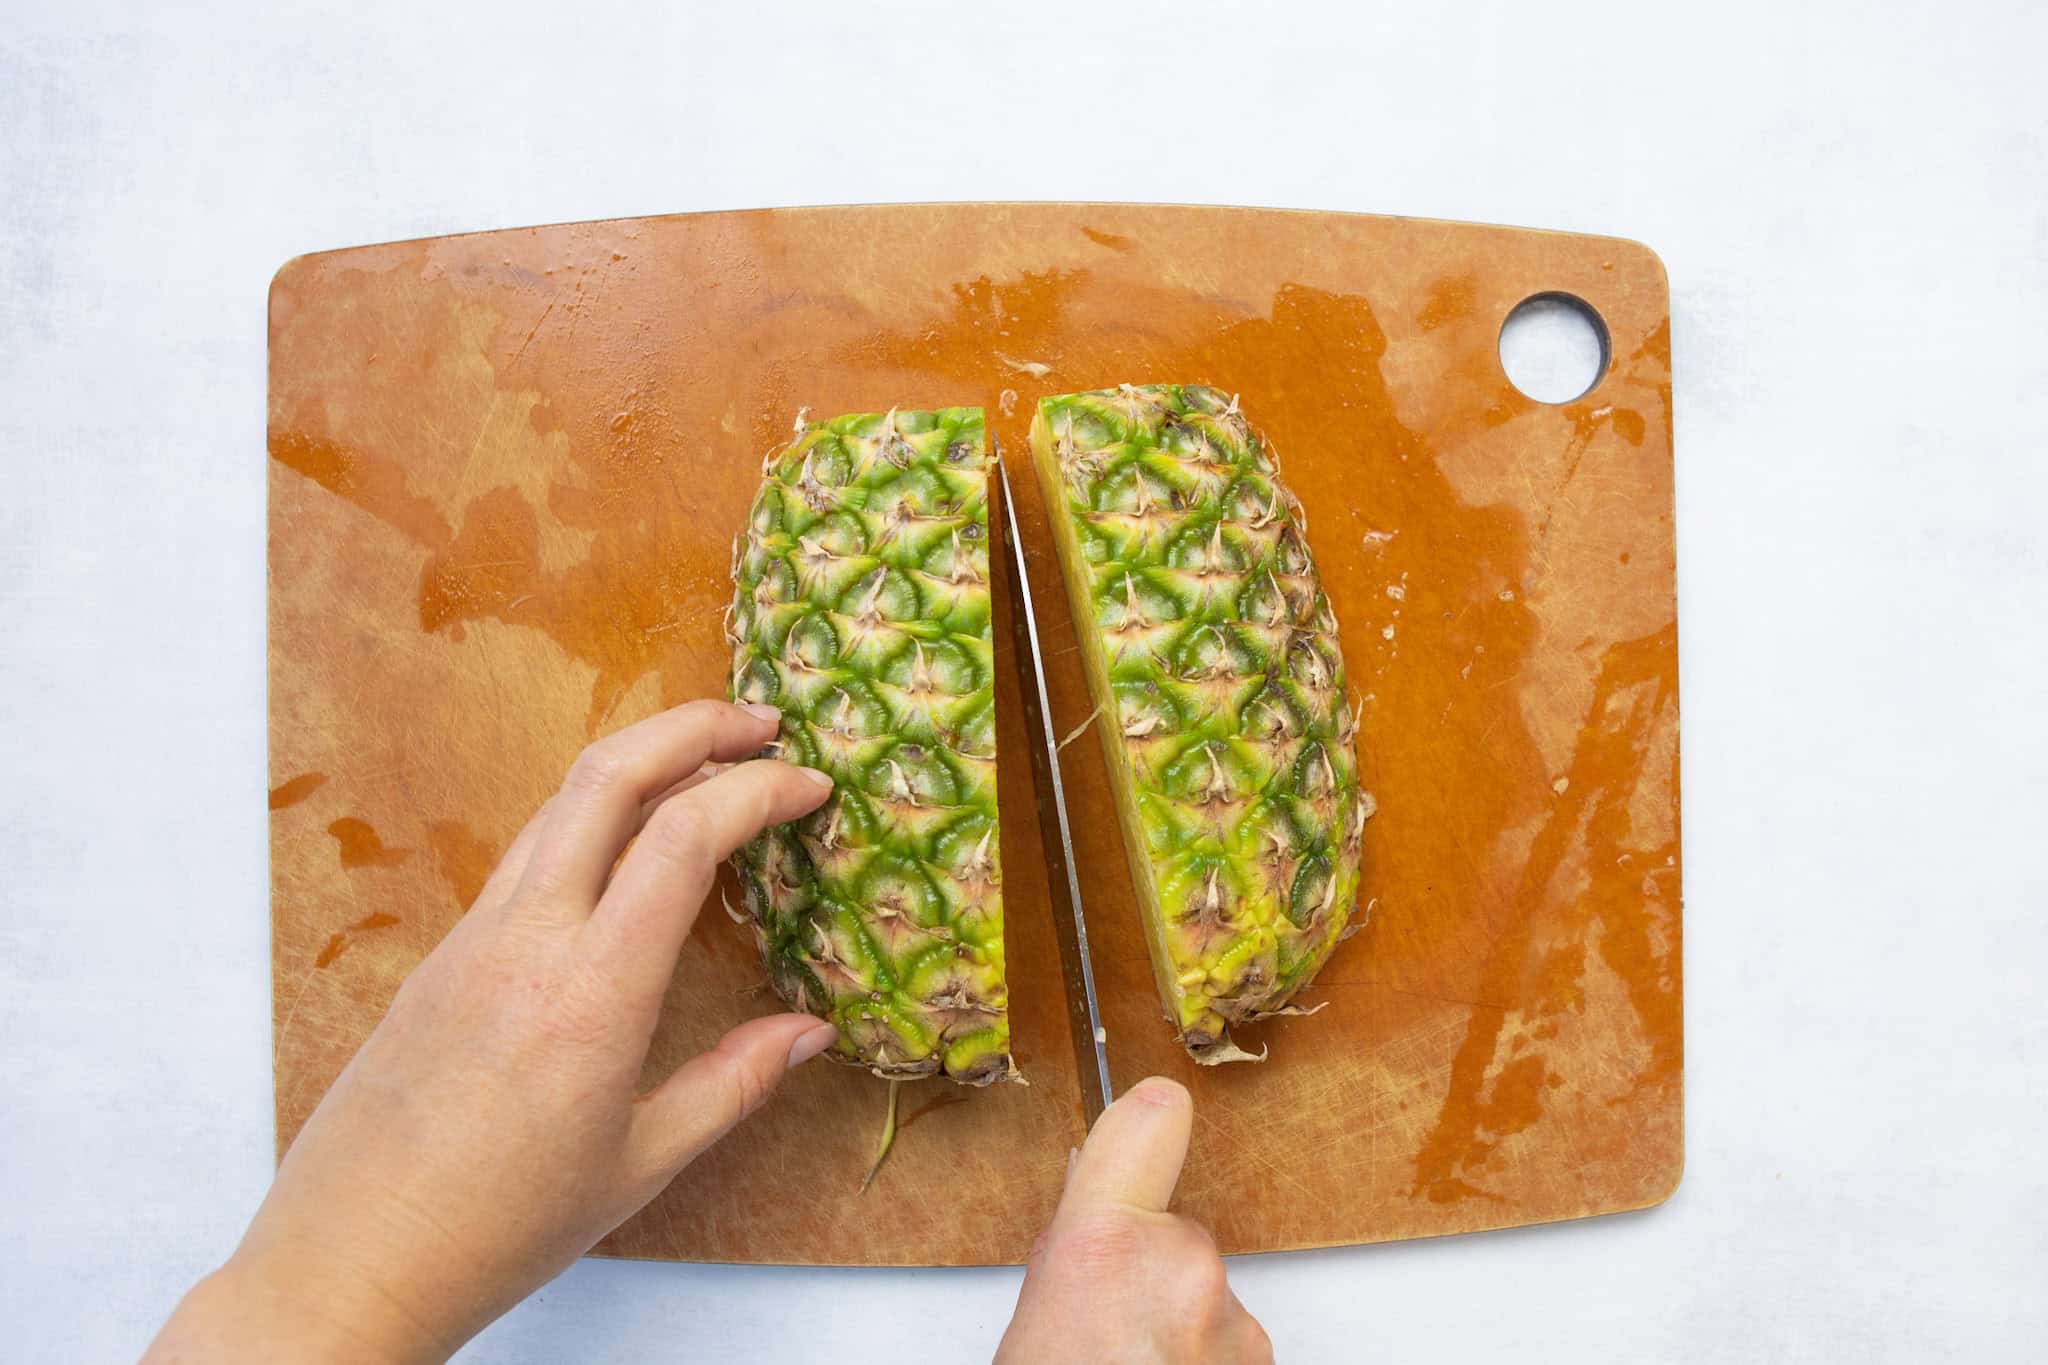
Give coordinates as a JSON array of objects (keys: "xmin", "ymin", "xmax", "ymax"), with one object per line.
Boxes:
[{"xmin": 1025, "ymin": 406, "xmax": 1191, "ymax": 1045}]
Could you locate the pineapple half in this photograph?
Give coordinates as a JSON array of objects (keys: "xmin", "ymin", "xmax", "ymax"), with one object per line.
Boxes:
[
  {"xmin": 1030, "ymin": 385, "xmax": 1367, "ymax": 1063},
  {"xmin": 727, "ymin": 406, "xmax": 1012, "ymax": 1086}
]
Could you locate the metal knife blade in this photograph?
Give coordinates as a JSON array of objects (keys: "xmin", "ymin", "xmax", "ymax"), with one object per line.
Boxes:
[{"xmin": 995, "ymin": 448, "xmax": 1114, "ymax": 1122}]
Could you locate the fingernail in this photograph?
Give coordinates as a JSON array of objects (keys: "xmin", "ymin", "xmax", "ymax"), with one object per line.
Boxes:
[
  {"xmin": 797, "ymin": 766, "xmax": 834, "ymax": 789},
  {"xmin": 740, "ymin": 702, "xmax": 782, "ymax": 722},
  {"xmin": 786, "ymin": 1022, "xmax": 838, "ymax": 1069},
  {"xmin": 1128, "ymin": 1076, "xmax": 1190, "ymax": 1109}
]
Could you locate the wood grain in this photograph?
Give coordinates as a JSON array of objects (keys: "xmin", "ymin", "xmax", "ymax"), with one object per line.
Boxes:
[{"xmin": 269, "ymin": 203, "xmax": 1680, "ymax": 1265}]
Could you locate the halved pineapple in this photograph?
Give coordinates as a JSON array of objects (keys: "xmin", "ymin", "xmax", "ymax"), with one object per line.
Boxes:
[
  {"xmin": 1029, "ymin": 385, "xmax": 1366, "ymax": 1062},
  {"xmin": 727, "ymin": 407, "xmax": 1012, "ymax": 1085}
]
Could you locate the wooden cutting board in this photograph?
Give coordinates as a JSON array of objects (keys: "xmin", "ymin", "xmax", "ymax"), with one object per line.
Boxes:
[{"xmin": 268, "ymin": 203, "xmax": 1679, "ymax": 1265}]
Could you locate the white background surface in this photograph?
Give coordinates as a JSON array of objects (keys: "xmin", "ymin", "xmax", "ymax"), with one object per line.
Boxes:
[{"xmin": 4, "ymin": 1, "xmax": 2045, "ymax": 1360}]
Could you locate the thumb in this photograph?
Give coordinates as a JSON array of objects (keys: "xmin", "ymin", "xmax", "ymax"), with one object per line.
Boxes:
[
  {"xmin": 1056, "ymin": 1076, "xmax": 1193, "ymax": 1218},
  {"xmin": 633, "ymin": 1013, "xmax": 839, "ymax": 1179}
]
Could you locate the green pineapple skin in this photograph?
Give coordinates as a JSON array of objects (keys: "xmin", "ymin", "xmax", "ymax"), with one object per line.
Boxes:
[
  {"xmin": 1030, "ymin": 385, "xmax": 1366, "ymax": 1063},
  {"xmin": 726, "ymin": 407, "xmax": 1012, "ymax": 1086}
]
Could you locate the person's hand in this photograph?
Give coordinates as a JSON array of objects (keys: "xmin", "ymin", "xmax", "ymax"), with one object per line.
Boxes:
[
  {"xmin": 147, "ymin": 700, "xmax": 838, "ymax": 1364},
  {"xmin": 996, "ymin": 1077, "xmax": 1273, "ymax": 1364}
]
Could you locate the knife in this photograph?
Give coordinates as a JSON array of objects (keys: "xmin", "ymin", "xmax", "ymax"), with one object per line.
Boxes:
[{"xmin": 994, "ymin": 448, "xmax": 1114, "ymax": 1123}]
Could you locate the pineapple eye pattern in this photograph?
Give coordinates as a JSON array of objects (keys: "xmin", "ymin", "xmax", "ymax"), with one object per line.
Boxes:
[
  {"xmin": 727, "ymin": 407, "xmax": 1012, "ymax": 1087},
  {"xmin": 1039, "ymin": 385, "xmax": 1370, "ymax": 1063}
]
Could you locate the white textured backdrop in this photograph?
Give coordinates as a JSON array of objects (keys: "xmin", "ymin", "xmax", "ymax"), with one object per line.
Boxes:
[{"xmin": 4, "ymin": 1, "xmax": 2045, "ymax": 1360}]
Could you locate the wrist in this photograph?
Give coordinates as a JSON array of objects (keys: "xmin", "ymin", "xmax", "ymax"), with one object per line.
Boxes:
[{"xmin": 151, "ymin": 1246, "xmax": 440, "ymax": 1365}]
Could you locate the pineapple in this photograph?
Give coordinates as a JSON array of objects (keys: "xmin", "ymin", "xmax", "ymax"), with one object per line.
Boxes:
[
  {"xmin": 726, "ymin": 406, "xmax": 1012, "ymax": 1086},
  {"xmin": 1029, "ymin": 385, "xmax": 1366, "ymax": 1063}
]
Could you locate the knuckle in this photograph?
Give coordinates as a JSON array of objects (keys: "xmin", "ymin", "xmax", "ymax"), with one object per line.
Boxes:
[
  {"xmin": 743, "ymin": 763, "xmax": 800, "ymax": 815},
  {"xmin": 1047, "ymin": 1211, "xmax": 1146, "ymax": 1273},
  {"xmin": 1178, "ymin": 1254, "xmax": 1229, "ymax": 1306},
  {"xmin": 533, "ymin": 964, "xmax": 615, "ymax": 1048},
  {"xmin": 641, "ymin": 799, "xmax": 716, "ymax": 868},
  {"xmin": 727, "ymin": 756, "xmax": 781, "ymax": 788},
  {"xmin": 713, "ymin": 1043, "xmax": 772, "ymax": 1119},
  {"xmin": 1157, "ymin": 1226, "xmax": 1229, "ymax": 1309},
  {"xmin": 1174, "ymin": 1215, "xmax": 1219, "ymax": 1255},
  {"xmin": 564, "ymin": 743, "xmax": 631, "ymax": 795}
]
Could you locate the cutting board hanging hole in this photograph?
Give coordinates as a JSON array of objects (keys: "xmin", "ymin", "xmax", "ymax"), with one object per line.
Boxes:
[{"xmin": 1498, "ymin": 292, "xmax": 1610, "ymax": 403}]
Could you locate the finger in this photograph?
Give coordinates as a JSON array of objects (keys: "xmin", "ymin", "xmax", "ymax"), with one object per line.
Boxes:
[
  {"xmin": 584, "ymin": 759, "xmax": 831, "ymax": 992},
  {"xmin": 475, "ymin": 770, "xmax": 721, "ymax": 929},
  {"xmin": 470, "ymin": 798, "xmax": 554, "ymax": 912},
  {"xmin": 631, "ymin": 1013, "xmax": 840, "ymax": 1180},
  {"xmin": 524, "ymin": 700, "xmax": 783, "ymax": 906},
  {"xmin": 1056, "ymin": 1076, "xmax": 1193, "ymax": 1217},
  {"xmin": 634, "ymin": 762, "xmax": 728, "ymax": 830}
]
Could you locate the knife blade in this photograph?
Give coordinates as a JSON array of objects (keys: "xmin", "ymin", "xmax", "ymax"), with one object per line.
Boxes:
[{"xmin": 995, "ymin": 448, "xmax": 1114, "ymax": 1123}]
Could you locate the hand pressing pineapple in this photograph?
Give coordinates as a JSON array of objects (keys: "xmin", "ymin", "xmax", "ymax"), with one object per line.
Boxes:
[{"xmin": 145, "ymin": 700, "xmax": 1268, "ymax": 1365}]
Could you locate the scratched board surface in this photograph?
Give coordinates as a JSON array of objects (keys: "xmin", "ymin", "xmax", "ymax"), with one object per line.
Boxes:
[{"xmin": 268, "ymin": 204, "xmax": 1680, "ymax": 1265}]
